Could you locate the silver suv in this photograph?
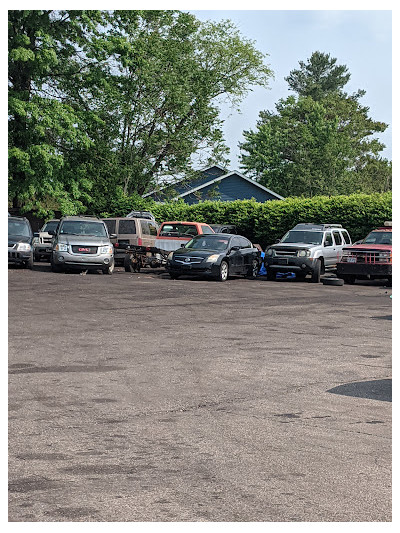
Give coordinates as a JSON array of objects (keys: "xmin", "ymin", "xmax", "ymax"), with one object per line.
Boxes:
[
  {"xmin": 50, "ymin": 216, "xmax": 116, "ymax": 274},
  {"xmin": 264, "ymin": 223, "xmax": 352, "ymax": 283}
]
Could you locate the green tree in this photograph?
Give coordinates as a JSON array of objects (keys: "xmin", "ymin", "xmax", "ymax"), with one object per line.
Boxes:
[
  {"xmin": 240, "ymin": 52, "xmax": 391, "ymax": 198},
  {"xmin": 9, "ymin": 10, "xmax": 272, "ymax": 216},
  {"xmin": 285, "ymin": 51, "xmax": 350, "ymax": 100}
]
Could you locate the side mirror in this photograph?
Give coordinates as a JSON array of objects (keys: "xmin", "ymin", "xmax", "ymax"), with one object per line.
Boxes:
[
  {"xmin": 48, "ymin": 230, "xmax": 55, "ymax": 236},
  {"xmin": 275, "ymin": 239, "xmax": 280, "ymax": 243},
  {"xmin": 230, "ymin": 246, "xmax": 240, "ymax": 252},
  {"xmin": 110, "ymin": 234, "xmax": 117, "ymax": 239}
]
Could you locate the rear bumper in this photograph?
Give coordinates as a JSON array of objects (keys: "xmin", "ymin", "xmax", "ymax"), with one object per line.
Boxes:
[{"xmin": 337, "ymin": 262, "xmax": 392, "ymax": 277}]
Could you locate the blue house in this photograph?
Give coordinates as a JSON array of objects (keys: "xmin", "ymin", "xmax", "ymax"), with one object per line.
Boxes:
[{"xmin": 143, "ymin": 165, "xmax": 284, "ymax": 204}]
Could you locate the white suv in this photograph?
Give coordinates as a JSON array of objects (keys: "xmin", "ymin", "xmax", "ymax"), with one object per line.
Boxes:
[{"xmin": 264, "ymin": 223, "xmax": 352, "ymax": 283}]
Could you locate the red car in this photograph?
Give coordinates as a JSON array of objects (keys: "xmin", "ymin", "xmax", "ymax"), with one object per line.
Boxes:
[{"xmin": 337, "ymin": 222, "xmax": 392, "ymax": 285}]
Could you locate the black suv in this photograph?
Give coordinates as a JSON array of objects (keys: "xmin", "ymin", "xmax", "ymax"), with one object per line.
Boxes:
[{"xmin": 8, "ymin": 216, "xmax": 34, "ymax": 269}]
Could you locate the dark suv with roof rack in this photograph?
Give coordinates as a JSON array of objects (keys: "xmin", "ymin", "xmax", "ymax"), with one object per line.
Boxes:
[
  {"xmin": 8, "ymin": 216, "xmax": 34, "ymax": 269},
  {"xmin": 264, "ymin": 223, "xmax": 352, "ymax": 283}
]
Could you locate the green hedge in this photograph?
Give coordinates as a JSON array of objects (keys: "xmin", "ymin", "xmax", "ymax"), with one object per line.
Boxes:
[{"xmin": 102, "ymin": 192, "xmax": 392, "ymax": 249}]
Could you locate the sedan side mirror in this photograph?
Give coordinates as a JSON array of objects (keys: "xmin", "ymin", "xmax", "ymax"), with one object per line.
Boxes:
[{"xmin": 230, "ymin": 246, "xmax": 240, "ymax": 252}]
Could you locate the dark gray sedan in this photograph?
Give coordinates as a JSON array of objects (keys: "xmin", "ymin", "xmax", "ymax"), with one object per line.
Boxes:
[{"xmin": 166, "ymin": 234, "xmax": 260, "ymax": 281}]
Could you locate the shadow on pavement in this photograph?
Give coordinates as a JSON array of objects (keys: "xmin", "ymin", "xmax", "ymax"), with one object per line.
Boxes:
[{"xmin": 327, "ymin": 379, "xmax": 392, "ymax": 402}]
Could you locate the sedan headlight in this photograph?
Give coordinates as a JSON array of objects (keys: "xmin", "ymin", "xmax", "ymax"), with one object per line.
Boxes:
[
  {"xmin": 206, "ymin": 254, "xmax": 220, "ymax": 263},
  {"xmin": 16, "ymin": 243, "xmax": 31, "ymax": 252},
  {"xmin": 298, "ymin": 249, "xmax": 311, "ymax": 257},
  {"xmin": 99, "ymin": 245, "xmax": 113, "ymax": 254}
]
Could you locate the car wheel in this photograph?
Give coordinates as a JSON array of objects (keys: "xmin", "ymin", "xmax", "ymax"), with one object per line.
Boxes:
[
  {"xmin": 322, "ymin": 277, "xmax": 344, "ymax": 286},
  {"xmin": 310, "ymin": 260, "xmax": 321, "ymax": 283},
  {"xmin": 342, "ymin": 274, "xmax": 356, "ymax": 285},
  {"xmin": 217, "ymin": 260, "xmax": 229, "ymax": 282},
  {"xmin": 50, "ymin": 258, "xmax": 63, "ymax": 273},
  {"xmin": 124, "ymin": 255, "xmax": 134, "ymax": 272},
  {"xmin": 247, "ymin": 259, "xmax": 259, "ymax": 279},
  {"xmin": 266, "ymin": 270, "xmax": 276, "ymax": 281},
  {"xmin": 103, "ymin": 261, "xmax": 114, "ymax": 275}
]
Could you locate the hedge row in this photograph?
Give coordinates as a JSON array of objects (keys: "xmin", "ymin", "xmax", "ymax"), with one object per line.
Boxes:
[{"xmin": 104, "ymin": 192, "xmax": 392, "ymax": 249}]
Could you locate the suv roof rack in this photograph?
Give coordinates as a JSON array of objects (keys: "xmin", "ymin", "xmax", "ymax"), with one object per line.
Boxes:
[
  {"xmin": 61, "ymin": 214, "xmax": 100, "ymax": 219},
  {"xmin": 293, "ymin": 223, "xmax": 343, "ymax": 230},
  {"xmin": 126, "ymin": 210, "xmax": 156, "ymax": 221}
]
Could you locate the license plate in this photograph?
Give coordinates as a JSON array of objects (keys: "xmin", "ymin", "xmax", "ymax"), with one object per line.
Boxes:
[
  {"xmin": 347, "ymin": 257, "xmax": 357, "ymax": 263},
  {"xmin": 46, "ymin": 248, "xmax": 52, "ymax": 253}
]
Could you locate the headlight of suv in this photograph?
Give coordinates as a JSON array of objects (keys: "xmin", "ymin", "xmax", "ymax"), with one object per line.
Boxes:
[
  {"xmin": 17, "ymin": 243, "xmax": 31, "ymax": 252},
  {"xmin": 206, "ymin": 254, "xmax": 220, "ymax": 263},
  {"xmin": 55, "ymin": 243, "xmax": 68, "ymax": 252},
  {"xmin": 298, "ymin": 250, "xmax": 311, "ymax": 257},
  {"xmin": 99, "ymin": 245, "xmax": 113, "ymax": 254}
]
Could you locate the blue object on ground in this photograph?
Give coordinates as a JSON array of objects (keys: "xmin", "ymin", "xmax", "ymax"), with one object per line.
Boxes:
[{"xmin": 276, "ymin": 272, "xmax": 295, "ymax": 279}]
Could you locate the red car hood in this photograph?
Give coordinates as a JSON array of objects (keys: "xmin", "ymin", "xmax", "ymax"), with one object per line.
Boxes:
[{"xmin": 344, "ymin": 244, "xmax": 392, "ymax": 251}]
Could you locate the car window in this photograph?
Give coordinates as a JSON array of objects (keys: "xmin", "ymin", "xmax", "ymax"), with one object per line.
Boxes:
[
  {"xmin": 238, "ymin": 237, "xmax": 252, "ymax": 248},
  {"xmin": 364, "ymin": 231, "xmax": 392, "ymax": 245},
  {"xmin": 59, "ymin": 221, "xmax": 107, "ymax": 237},
  {"xmin": 324, "ymin": 233, "xmax": 333, "ymax": 246},
  {"xmin": 118, "ymin": 220, "xmax": 137, "ymax": 234},
  {"xmin": 8, "ymin": 219, "xmax": 31, "ymax": 237},
  {"xmin": 231, "ymin": 236, "xmax": 242, "ymax": 249},
  {"xmin": 160, "ymin": 223, "xmax": 197, "ymax": 237},
  {"xmin": 333, "ymin": 231, "xmax": 342, "ymax": 245},
  {"xmin": 200, "ymin": 225, "xmax": 214, "ymax": 234},
  {"xmin": 341, "ymin": 230, "xmax": 351, "ymax": 244},
  {"xmin": 42, "ymin": 221, "xmax": 59, "ymax": 233},
  {"xmin": 148, "ymin": 222, "xmax": 158, "ymax": 236},
  {"xmin": 103, "ymin": 219, "xmax": 116, "ymax": 234},
  {"xmin": 140, "ymin": 220, "xmax": 150, "ymax": 235}
]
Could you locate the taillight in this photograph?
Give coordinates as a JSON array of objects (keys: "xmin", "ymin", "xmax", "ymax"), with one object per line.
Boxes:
[
  {"xmin": 114, "ymin": 242, "xmax": 119, "ymax": 247},
  {"xmin": 138, "ymin": 238, "xmax": 142, "ymax": 246}
]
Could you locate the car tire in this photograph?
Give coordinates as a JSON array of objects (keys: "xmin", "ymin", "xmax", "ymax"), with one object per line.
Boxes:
[
  {"xmin": 217, "ymin": 260, "xmax": 229, "ymax": 282},
  {"xmin": 322, "ymin": 277, "xmax": 344, "ymax": 286},
  {"xmin": 247, "ymin": 259, "xmax": 259, "ymax": 279},
  {"xmin": 124, "ymin": 255, "xmax": 134, "ymax": 272},
  {"xmin": 266, "ymin": 270, "xmax": 276, "ymax": 281},
  {"xmin": 50, "ymin": 258, "xmax": 63, "ymax": 273},
  {"xmin": 103, "ymin": 261, "xmax": 114, "ymax": 275},
  {"xmin": 310, "ymin": 260, "xmax": 322, "ymax": 283},
  {"xmin": 342, "ymin": 274, "xmax": 356, "ymax": 285}
]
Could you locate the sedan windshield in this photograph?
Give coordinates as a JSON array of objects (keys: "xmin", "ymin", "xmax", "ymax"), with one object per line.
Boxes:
[
  {"xmin": 280, "ymin": 230, "xmax": 323, "ymax": 245},
  {"xmin": 185, "ymin": 235, "xmax": 229, "ymax": 251},
  {"xmin": 8, "ymin": 220, "xmax": 31, "ymax": 237},
  {"xmin": 363, "ymin": 231, "xmax": 392, "ymax": 245},
  {"xmin": 59, "ymin": 221, "xmax": 107, "ymax": 237}
]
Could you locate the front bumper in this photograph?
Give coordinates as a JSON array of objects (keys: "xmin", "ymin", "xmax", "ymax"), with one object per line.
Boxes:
[
  {"xmin": 166, "ymin": 261, "xmax": 219, "ymax": 277},
  {"xmin": 264, "ymin": 256, "xmax": 315, "ymax": 273},
  {"xmin": 337, "ymin": 262, "xmax": 392, "ymax": 278},
  {"xmin": 53, "ymin": 251, "xmax": 113, "ymax": 269},
  {"xmin": 8, "ymin": 249, "xmax": 32, "ymax": 264}
]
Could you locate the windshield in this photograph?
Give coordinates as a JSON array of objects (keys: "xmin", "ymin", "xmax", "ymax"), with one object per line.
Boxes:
[
  {"xmin": 59, "ymin": 221, "xmax": 107, "ymax": 237},
  {"xmin": 42, "ymin": 221, "xmax": 58, "ymax": 233},
  {"xmin": 280, "ymin": 230, "xmax": 323, "ymax": 245},
  {"xmin": 8, "ymin": 219, "xmax": 31, "ymax": 238},
  {"xmin": 185, "ymin": 235, "xmax": 229, "ymax": 251},
  {"xmin": 160, "ymin": 223, "xmax": 198, "ymax": 237},
  {"xmin": 363, "ymin": 231, "xmax": 392, "ymax": 245}
]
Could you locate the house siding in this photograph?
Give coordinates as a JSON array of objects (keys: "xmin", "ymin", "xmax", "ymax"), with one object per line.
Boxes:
[{"xmin": 184, "ymin": 175, "xmax": 278, "ymax": 204}]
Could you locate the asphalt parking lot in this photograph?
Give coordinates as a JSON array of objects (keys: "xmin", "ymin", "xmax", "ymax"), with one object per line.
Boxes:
[{"xmin": 8, "ymin": 264, "xmax": 392, "ymax": 522}]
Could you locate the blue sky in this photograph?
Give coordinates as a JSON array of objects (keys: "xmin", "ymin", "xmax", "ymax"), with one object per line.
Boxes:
[{"xmin": 190, "ymin": 9, "xmax": 392, "ymax": 170}]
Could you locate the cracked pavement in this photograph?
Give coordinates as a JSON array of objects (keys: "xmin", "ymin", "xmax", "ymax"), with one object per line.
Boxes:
[{"xmin": 8, "ymin": 264, "xmax": 392, "ymax": 522}]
